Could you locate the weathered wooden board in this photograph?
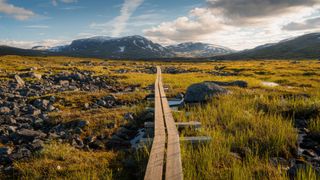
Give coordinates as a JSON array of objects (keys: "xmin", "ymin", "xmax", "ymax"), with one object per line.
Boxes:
[
  {"xmin": 158, "ymin": 69, "xmax": 183, "ymax": 180},
  {"xmin": 144, "ymin": 67, "xmax": 166, "ymax": 180}
]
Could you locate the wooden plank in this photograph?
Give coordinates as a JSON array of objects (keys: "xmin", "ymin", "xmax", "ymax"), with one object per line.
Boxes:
[
  {"xmin": 139, "ymin": 136, "xmax": 211, "ymax": 145},
  {"xmin": 144, "ymin": 121, "xmax": 201, "ymax": 129},
  {"xmin": 180, "ymin": 136, "xmax": 212, "ymax": 145},
  {"xmin": 144, "ymin": 67, "xmax": 166, "ymax": 180},
  {"xmin": 158, "ymin": 68, "xmax": 183, "ymax": 180}
]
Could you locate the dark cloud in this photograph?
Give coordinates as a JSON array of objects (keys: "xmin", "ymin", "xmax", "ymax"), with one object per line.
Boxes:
[
  {"xmin": 282, "ymin": 17, "xmax": 320, "ymax": 30},
  {"xmin": 208, "ymin": 0, "xmax": 319, "ymax": 22}
]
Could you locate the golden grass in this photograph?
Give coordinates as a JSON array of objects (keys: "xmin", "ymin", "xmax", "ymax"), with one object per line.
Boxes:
[
  {"xmin": 162, "ymin": 60, "xmax": 320, "ymax": 179},
  {"xmin": 1, "ymin": 56, "xmax": 320, "ymax": 179},
  {"xmin": 13, "ymin": 142, "xmax": 116, "ymax": 180},
  {"xmin": 308, "ymin": 116, "xmax": 320, "ymax": 134}
]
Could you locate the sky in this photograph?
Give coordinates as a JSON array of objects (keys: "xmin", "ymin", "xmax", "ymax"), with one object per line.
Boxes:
[{"xmin": 0, "ymin": 0, "xmax": 319, "ymax": 50}]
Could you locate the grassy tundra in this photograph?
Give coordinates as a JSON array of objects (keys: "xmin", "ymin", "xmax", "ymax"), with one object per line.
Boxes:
[{"xmin": 0, "ymin": 56, "xmax": 319, "ymax": 179}]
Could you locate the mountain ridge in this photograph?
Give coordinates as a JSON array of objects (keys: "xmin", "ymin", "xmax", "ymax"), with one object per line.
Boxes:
[{"xmin": 1, "ymin": 33, "xmax": 319, "ymax": 60}]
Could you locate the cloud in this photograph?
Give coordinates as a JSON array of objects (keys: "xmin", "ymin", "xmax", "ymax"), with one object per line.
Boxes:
[
  {"xmin": 282, "ymin": 17, "xmax": 320, "ymax": 31},
  {"xmin": 0, "ymin": 0, "xmax": 35, "ymax": 20},
  {"xmin": 52, "ymin": 0, "xmax": 77, "ymax": 6},
  {"xmin": 207, "ymin": 0, "xmax": 319, "ymax": 24},
  {"xmin": 144, "ymin": 8, "xmax": 224, "ymax": 44},
  {"xmin": 112, "ymin": 0, "xmax": 144, "ymax": 36},
  {"xmin": 144, "ymin": 0, "xmax": 320, "ymax": 49},
  {"xmin": 0, "ymin": 39, "xmax": 70, "ymax": 49}
]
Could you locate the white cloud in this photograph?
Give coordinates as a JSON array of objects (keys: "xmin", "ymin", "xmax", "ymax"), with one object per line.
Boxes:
[
  {"xmin": 112, "ymin": 0, "xmax": 144, "ymax": 36},
  {"xmin": 0, "ymin": 39, "xmax": 70, "ymax": 49},
  {"xmin": 144, "ymin": 1, "xmax": 320, "ymax": 50},
  {"xmin": 144, "ymin": 8, "xmax": 224, "ymax": 45},
  {"xmin": 0, "ymin": 0, "xmax": 35, "ymax": 20}
]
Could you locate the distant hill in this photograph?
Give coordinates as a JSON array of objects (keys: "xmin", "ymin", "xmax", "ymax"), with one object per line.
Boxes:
[
  {"xmin": 0, "ymin": 46, "xmax": 45, "ymax": 56},
  {"xmin": 216, "ymin": 33, "xmax": 320, "ymax": 60},
  {"xmin": 1, "ymin": 33, "xmax": 319, "ymax": 60},
  {"xmin": 167, "ymin": 42, "xmax": 234, "ymax": 57}
]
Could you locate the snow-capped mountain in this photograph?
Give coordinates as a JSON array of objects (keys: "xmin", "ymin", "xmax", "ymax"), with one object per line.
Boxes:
[
  {"xmin": 3, "ymin": 33, "xmax": 319, "ymax": 60},
  {"xmin": 167, "ymin": 42, "xmax": 235, "ymax": 57},
  {"xmin": 56, "ymin": 35, "xmax": 174, "ymax": 59}
]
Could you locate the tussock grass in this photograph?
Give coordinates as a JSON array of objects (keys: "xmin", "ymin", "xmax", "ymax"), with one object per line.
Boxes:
[
  {"xmin": 13, "ymin": 142, "xmax": 117, "ymax": 179},
  {"xmin": 308, "ymin": 116, "xmax": 320, "ymax": 134},
  {"xmin": 178, "ymin": 91, "xmax": 298, "ymax": 179}
]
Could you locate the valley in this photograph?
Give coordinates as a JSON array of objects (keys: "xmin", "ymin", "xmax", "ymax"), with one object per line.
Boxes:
[{"xmin": 0, "ymin": 56, "xmax": 319, "ymax": 179}]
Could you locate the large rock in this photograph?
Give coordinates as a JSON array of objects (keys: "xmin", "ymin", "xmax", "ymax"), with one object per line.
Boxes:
[
  {"xmin": 209, "ymin": 80, "xmax": 248, "ymax": 88},
  {"xmin": 16, "ymin": 129, "xmax": 46, "ymax": 142},
  {"xmin": 185, "ymin": 82, "xmax": 228, "ymax": 103}
]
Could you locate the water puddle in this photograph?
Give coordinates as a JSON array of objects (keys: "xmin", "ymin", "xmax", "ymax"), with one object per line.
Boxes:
[
  {"xmin": 261, "ymin": 81, "xmax": 279, "ymax": 87},
  {"xmin": 130, "ymin": 128, "xmax": 145, "ymax": 149}
]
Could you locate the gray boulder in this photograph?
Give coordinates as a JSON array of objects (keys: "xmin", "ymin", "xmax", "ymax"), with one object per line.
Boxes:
[
  {"xmin": 208, "ymin": 80, "xmax": 248, "ymax": 88},
  {"xmin": 16, "ymin": 129, "xmax": 46, "ymax": 142},
  {"xmin": 185, "ymin": 82, "xmax": 227, "ymax": 103}
]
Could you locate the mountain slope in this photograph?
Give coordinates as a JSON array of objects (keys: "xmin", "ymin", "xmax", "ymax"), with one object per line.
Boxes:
[
  {"xmin": 167, "ymin": 42, "xmax": 234, "ymax": 57},
  {"xmin": 0, "ymin": 46, "xmax": 45, "ymax": 56},
  {"xmin": 57, "ymin": 35, "xmax": 174, "ymax": 59},
  {"xmin": 217, "ymin": 33, "xmax": 320, "ymax": 60}
]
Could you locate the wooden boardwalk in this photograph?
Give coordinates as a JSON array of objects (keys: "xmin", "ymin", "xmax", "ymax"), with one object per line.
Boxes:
[{"xmin": 144, "ymin": 66, "xmax": 183, "ymax": 180}]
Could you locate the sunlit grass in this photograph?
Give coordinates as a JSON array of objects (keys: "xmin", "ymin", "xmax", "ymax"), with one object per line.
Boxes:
[
  {"xmin": 1, "ymin": 56, "xmax": 320, "ymax": 179},
  {"xmin": 13, "ymin": 142, "xmax": 116, "ymax": 179},
  {"xmin": 308, "ymin": 116, "xmax": 320, "ymax": 134}
]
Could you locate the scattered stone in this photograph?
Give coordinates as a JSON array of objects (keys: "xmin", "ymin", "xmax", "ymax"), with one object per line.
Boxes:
[
  {"xmin": 302, "ymin": 150, "xmax": 317, "ymax": 157},
  {"xmin": 16, "ymin": 129, "xmax": 46, "ymax": 142},
  {"xmin": 0, "ymin": 107, "xmax": 10, "ymax": 115},
  {"xmin": 124, "ymin": 113, "xmax": 134, "ymax": 121},
  {"xmin": 231, "ymin": 146, "xmax": 252, "ymax": 159},
  {"xmin": 270, "ymin": 157, "xmax": 290, "ymax": 169},
  {"xmin": 89, "ymin": 139, "xmax": 105, "ymax": 150},
  {"xmin": 14, "ymin": 75, "xmax": 25, "ymax": 87},
  {"xmin": 59, "ymin": 80, "xmax": 69, "ymax": 86},
  {"xmin": 10, "ymin": 147, "xmax": 31, "ymax": 160},
  {"xmin": 84, "ymin": 103, "xmax": 90, "ymax": 109},
  {"xmin": 0, "ymin": 147, "xmax": 13, "ymax": 155}
]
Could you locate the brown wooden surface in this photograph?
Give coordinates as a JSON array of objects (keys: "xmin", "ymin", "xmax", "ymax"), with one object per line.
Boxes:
[
  {"xmin": 158, "ymin": 68, "xmax": 183, "ymax": 180},
  {"xmin": 144, "ymin": 66, "xmax": 183, "ymax": 180},
  {"xmin": 144, "ymin": 67, "xmax": 166, "ymax": 180}
]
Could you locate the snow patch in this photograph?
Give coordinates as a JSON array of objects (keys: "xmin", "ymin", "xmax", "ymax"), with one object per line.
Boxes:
[
  {"xmin": 119, "ymin": 46, "xmax": 125, "ymax": 52},
  {"xmin": 147, "ymin": 44, "xmax": 153, "ymax": 50},
  {"xmin": 133, "ymin": 40, "xmax": 138, "ymax": 47}
]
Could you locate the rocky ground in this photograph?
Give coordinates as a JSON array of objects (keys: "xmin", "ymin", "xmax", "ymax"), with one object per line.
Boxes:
[{"xmin": 0, "ymin": 66, "xmax": 155, "ymax": 174}]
